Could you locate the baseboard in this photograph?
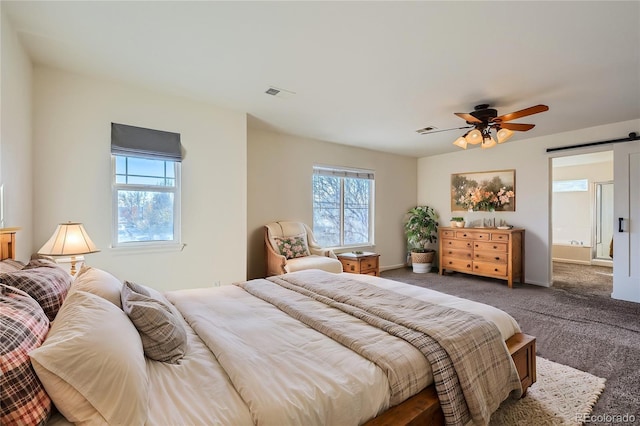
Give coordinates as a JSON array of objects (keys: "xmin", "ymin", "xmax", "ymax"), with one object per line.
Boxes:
[{"xmin": 380, "ymin": 264, "xmax": 407, "ymax": 272}]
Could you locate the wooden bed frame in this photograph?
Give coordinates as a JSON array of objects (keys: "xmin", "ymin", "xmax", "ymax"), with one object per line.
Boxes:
[
  {"xmin": 1, "ymin": 228, "xmax": 536, "ymax": 426},
  {"xmin": 365, "ymin": 332, "xmax": 536, "ymax": 425}
]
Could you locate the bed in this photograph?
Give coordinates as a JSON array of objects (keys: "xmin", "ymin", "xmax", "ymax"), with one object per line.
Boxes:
[{"xmin": 0, "ymin": 230, "xmax": 535, "ymax": 426}]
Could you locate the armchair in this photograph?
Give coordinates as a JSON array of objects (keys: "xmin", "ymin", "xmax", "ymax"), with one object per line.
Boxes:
[{"xmin": 264, "ymin": 221, "xmax": 343, "ymax": 276}]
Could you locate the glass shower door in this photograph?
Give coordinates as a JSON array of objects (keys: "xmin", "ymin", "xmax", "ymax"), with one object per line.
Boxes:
[{"xmin": 594, "ymin": 181, "xmax": 614, "ymax": 261}]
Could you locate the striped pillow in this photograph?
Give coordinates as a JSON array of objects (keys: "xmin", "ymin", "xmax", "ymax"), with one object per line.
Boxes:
[
  {"xmin": 0, "ymin": 284, "xmax": 52, "ymax": 426},
  {"xmin": 0, "ymin": 259, "xmax": 25, "ymax": 273},
  {"xmin": 121, "ymin": 281, "xmax": 187, "ymax": 363},
  {"xmin": 0, "ymin": 259, "xmax": 72, "ymax": 321}
]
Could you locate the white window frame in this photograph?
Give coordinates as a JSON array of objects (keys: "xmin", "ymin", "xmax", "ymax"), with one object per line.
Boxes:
[
  {"xmin": 111, "ymin": 155, "xmax": 182, "ymax": 248},
  {"xmin": 312, "ymin": 165, "xmax": 375, "ymax": 249}
]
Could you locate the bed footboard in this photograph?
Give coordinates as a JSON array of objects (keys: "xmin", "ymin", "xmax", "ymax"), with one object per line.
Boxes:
[{"xmin": 365, "ymin": 333, "xmax": 536, "ymax": 426}]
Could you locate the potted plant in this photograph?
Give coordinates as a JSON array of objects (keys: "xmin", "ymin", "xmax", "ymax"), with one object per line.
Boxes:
[
  {"xmin": 450, "ymin": 216, "xmax": 465, "ymax": 228},
  {"xmin": 404, "ymin": 206, "xmax": 439, "ymax": 273}
]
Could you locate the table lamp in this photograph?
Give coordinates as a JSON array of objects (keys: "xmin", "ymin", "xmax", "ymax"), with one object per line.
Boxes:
[{"xmin": 38, "ymin": 222, "xmax": 100, "ymax": 275}]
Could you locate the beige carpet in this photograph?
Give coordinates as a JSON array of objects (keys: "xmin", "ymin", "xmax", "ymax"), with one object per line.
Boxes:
[{"xmin": 491, "ymin": 357, "xmax": 606, "ymax": 425}]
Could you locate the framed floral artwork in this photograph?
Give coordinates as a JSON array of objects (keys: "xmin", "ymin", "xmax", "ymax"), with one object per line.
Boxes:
[{"xmin": 451, "ymin": 169, "xmax": 516, "ymax": 212}]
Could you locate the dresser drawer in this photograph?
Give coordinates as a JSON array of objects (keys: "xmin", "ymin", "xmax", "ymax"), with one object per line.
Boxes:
[
  {"xmin": 359, "ymin": 257, "xmax": 379, "ymax": 273},
  {"xmin": 456, "ymin": 231, "xmax": 490, "ymax": 241},
  {"xmin": 473, "ymin": 261, "xmax": 507, "ymax": 277},
  {"xmin": 474, "ymin": 241, "xmax": 507, "ymax": 252},
  {"xmin": 441, "ymin": 230, "xmax": 456, "ymax": 238},
  {"xmin": 491, "ymin": 233, "xmax": 510, "ymax": 242},
  {"xmin": 474, "ymin": 250, "xmax": 508, "ymax": 263},
  {"xmin": 340, "ymin": 258, "xmax": 360, "ymax": 273},
  {"xmin": 442, "ymin": 238, "xmax": 473, "ymax": 250},
  {"xmin": 441, "ymin": 257, "xmax": 473, "ymax": 271},
  {"xmin": 442, "ymin": 248, "xmax": 473, "ymax": 260}
]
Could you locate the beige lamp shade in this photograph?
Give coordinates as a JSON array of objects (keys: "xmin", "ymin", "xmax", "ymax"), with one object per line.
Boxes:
[
  {"xmin": 38, "ymin": 222, "xmax": 100, "ymax": 256},
  {"xmin": 481, "ymin": 135, "xmax": 497, "ymax": 149},
  {"xmin": 465, "ymin": 129, "xmax": 483, "ymax": 145},
  {"xmin": 452, "ymin": 136, "xmax": 468, "ymax": 149},
  {"xmin": 496, "ymin": 128, "xmax": 514, "ymax": 144}
]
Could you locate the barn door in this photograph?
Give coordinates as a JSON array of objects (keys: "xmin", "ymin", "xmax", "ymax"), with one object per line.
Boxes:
[{"xmin": 612, "ymin": 140, "xmax": 640, "ymax": 302}]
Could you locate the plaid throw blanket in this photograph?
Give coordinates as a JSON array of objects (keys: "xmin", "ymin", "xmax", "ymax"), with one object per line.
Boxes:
[{"xmin": 238, "ymin": 270, "xmax": 521, "ymax": 426}]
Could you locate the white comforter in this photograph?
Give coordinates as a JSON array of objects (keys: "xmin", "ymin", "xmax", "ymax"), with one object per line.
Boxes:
[{"xmin": 141, "ymin": 272, "xmax": 521, "ymax": 426}]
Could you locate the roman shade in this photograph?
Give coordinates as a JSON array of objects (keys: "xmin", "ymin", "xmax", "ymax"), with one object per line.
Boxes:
[
  {"xmin": 313, "ymin": 165, "xmax": 374, "ymax": 180},
  {"xmin": 111, "ymin": 123, "xmax": 182, "ymax": 162}
]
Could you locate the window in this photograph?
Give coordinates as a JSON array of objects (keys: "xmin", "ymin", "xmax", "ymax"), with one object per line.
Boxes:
[
  {"xmin": 553, "ymin": 179, "xmax": 588, "ymax": 192},
  {"xmin": 312, "ymin": 166, "xmax": 374, "ymax": 248},
  {"xmin": 111, "ymin": 123, "xmax": 182, "ymax": 247}
]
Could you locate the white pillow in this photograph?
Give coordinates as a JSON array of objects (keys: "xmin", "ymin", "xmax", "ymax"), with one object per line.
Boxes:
[
  {"xmin": 71, "ymin": 266, "xmax": 123, "ymax": 308},
  {"xmin": 29, "ymin": 290, "xmax": 148, "ymax": 425}
]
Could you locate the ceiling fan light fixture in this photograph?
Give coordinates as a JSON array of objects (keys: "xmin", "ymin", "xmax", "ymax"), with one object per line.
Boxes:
[
  {"xmin": 481, "ymin": 134, "xmax": 497, "ymax": 149},
  {"xmin": 465, "ymin": 128, "xmax": 483, "ymax": 144},
  {"xmin": 453, "ymin": 136, "xmax": 468, "ymax": 149},
  {"xmin": 496, "ymin": 128, "xmax": 514, "ymax": 143}
]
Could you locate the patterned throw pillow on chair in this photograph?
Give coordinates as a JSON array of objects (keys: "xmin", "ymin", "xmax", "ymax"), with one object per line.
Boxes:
[{"xmin": 274, "ymin": 234, "xmax": 310, "ymax": 259}]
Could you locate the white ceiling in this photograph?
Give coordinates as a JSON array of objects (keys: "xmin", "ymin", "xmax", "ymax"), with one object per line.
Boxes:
[{"xmin": 4, "ymin": 1, "xmax": 640, "ymax": 158}]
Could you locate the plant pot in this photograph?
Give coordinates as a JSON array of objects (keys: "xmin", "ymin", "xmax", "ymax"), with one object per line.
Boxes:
[
  {"xmin": 450, "ymin": 221, "xmax": 457, "ymax": 227},
  {"xmin": 456, "ymin": 221, "xmax": 465, "ymax": 228},
  {"xmin": 412, "ymin": 262, "xmax": 432, "ymax": 273},
  {"xmin": 410, "ymin": 251, "xmax": 435, "ymax": 273}
]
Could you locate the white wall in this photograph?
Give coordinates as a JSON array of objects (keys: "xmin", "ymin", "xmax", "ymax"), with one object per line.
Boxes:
[
  {"xmin": 247, "ymin": 128, "xmax": 417, "ymax": 279},
  {"xmin": 0, "ymin": 10, "xmax": 33, "ymax": 259},
  {"xmin": 32, "ymin": 67, "xmax": 247, "ymax": 291},
  {"xmin": 418, "ymin": 119, "xmax": 640, "ymax": 286}
]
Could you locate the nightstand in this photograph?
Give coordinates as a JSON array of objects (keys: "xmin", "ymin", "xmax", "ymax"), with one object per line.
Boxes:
[{"xmin": 337, "ymin": 252, "xmax": 380, "ymax": 276}]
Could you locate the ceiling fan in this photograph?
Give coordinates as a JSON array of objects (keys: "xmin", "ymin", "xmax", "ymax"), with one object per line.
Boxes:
[{"xmin": 418, "ymin": 103, "xmax": 549, "ymax": 149}]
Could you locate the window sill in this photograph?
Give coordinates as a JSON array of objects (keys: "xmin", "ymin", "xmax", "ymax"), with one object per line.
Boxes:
[{"xmin": 109, "ymin": 242, "xmax": 186, "ymax": 256}]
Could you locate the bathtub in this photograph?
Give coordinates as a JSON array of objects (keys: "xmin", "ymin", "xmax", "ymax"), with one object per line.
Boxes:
[{"xmin": 552, "ymin": 242, "xmax": 592, "ymax": 265}]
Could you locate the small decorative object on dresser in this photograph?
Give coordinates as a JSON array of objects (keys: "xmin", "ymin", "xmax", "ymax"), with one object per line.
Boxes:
[
  {"xmin": 450, "ymin": 217, "xmax": 465, "ymax": 228},
  {"xmin": 337, "ymin": 252, "xmax": 380, "ymax": 276},
  {"xmin": 439, "ymin": 227, "xmax": 524, "ymax": 288}
]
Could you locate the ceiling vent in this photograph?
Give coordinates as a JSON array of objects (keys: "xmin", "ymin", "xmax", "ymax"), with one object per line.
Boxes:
[
  {"xmin": 265, "ymin": 86, "xmax": 296, "ymax": 99},
  {"xmin": 416, "ymin": 126, "xmax": 437, "ymax": 134}
]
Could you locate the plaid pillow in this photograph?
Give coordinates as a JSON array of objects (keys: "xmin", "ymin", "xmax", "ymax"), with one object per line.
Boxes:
[
  {"xmin": 0, "ymin": 259, "xmax": 25, "ymax": 274},
  {"xmin": 0, "ymin": 259, "xmax": 72, "ymax": 321},
  {"xmin": 121, "ymin": 281, "xmax": 187, "ymax": 364},
  {"xmin": 274, "ymin": 234, "xmax": 310, "ymax": 259},
  {"xmin": 0, "ymin": 284, "xmax": 52, "ymax": 425}
]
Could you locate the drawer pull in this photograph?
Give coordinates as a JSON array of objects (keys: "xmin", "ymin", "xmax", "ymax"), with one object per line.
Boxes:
[
  {"xmin": 494, "ymin": 268, "xmax": 499, "ymax": 272},
  {"xmin": 467, "ymin": 264, "xmax": 471, "ymax": 268},
  {"xmin": 495, "ymin": 257, "xmax": 500, "ymax": 260},
  {"xmin": 463, "ymin": 233, "xmax": 468, "ymax": 237},
  {"xmin": 449, "ymin": 261, "xmax": 453, "ymax": 265},
  {"xmin": 493, "ymin": 245, "xmax": 498, "ymax": 249},
  {"xmin": 350, "ymin": 265, "xmax": 355, "ymax": 271}
]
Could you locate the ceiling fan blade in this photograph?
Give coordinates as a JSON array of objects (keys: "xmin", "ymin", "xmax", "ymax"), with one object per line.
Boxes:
[
  {"xmin": 417, "ymin": 125, "xmax": 473, "ymax": 135},
  {"xmin": 454, "ymin": 112, "xmax": 482, "ymax": 123},
  {"xmin": 499, "ymin": 123, "xmax": 535, "ymax": 131},
  {"xmin": 493, "ymin": 104, "xmax": 549, "ymax": 123}
]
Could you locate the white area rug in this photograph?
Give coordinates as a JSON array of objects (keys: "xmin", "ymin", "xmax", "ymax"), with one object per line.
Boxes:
[{"xmin": 491, "ymin": 357, "xmax": 606, "ymax": 425}]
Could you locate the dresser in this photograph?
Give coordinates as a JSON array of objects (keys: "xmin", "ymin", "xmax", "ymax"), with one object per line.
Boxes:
[
  {"xmin": 337, "ymin": 252, "xmax": 380, "ymax": 276},
  {"xmin": 438, "ymin": 227, "xmax": 524, "ymax": 287}
]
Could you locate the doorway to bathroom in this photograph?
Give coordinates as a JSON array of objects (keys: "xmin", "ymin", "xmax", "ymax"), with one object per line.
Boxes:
[{"xmin": 551, "ymin": 151, "xmax": 613, "ymax": 297}]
